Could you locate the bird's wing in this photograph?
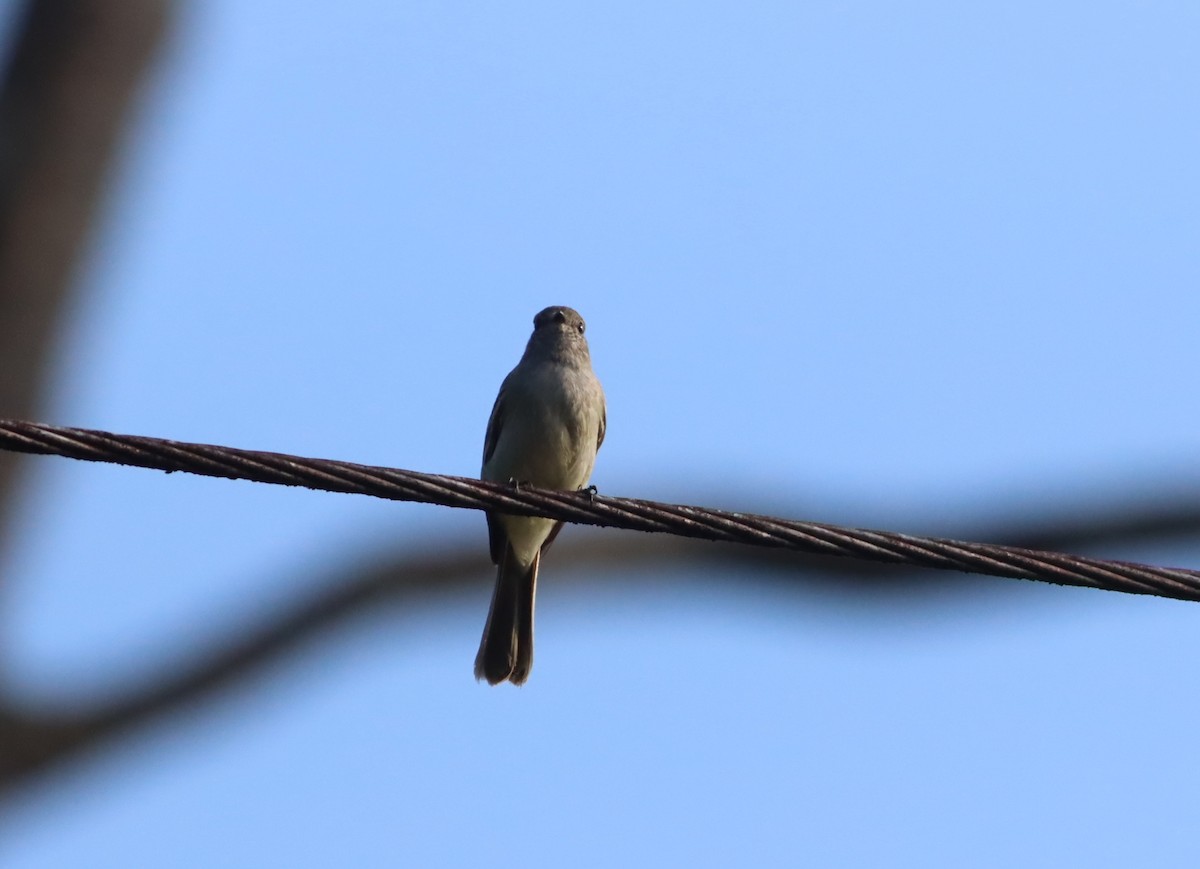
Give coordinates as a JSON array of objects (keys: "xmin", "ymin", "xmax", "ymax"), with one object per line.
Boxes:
[
  {"xmin": 483, "ymin": 379, "xmax": 510, "ymax": 564},
  {"xmin": 482, "ymin": 379, "xmax": 507, "ymax": 466},
  {"xmin": 486, "ymin": 512, "xmax": 507, "ymax": 565},
  {"xmin": 540, "ymin": 520, "xmax": 565, "ymax": 555}
]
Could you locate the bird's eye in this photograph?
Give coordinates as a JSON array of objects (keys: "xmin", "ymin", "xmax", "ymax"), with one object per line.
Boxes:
[{"xmin": 576, "ymin": 323, "xmax": 585, "ymax": 334}]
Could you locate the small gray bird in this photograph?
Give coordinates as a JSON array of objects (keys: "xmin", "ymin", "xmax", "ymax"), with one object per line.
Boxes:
[{"xmin": 475, "ymin": 306, "xmax": 606, "ymax": 686}]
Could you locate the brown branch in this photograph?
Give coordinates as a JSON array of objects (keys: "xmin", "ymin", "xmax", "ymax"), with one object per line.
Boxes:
[
  {"xmin": 0, "ymin": 0, "xmax": 170, "ymax": 551},
  {"xmin": 2, "ymin": 490, "xmax": 1197, "ymax": 791}
]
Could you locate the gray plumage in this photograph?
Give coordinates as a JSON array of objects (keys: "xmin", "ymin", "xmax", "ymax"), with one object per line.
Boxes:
[{"xmin": 475, "ymin": 306, "xmax": 606, "ymax": 686}]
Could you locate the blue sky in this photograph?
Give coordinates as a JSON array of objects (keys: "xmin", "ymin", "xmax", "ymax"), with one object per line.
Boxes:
[{"xmin": 3, "ymin": 1, "xmax": 1200, "ymax": 866}]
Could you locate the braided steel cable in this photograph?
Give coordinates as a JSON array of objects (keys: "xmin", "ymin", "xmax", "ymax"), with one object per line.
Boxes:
[{"xmin": 1, "ymin": 418, "xmax": 1198, "ymax": 602}]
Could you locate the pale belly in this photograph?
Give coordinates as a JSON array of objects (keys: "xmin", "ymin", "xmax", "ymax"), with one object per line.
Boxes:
[{"xmin": 482, "ymin": 359, "xmax": 603, "ymax": 565}]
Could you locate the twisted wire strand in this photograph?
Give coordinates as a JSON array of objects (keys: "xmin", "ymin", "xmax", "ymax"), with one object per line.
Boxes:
[{"xmin": 1, "ymin": 418, "xmax": 1198, "ymax": 601}]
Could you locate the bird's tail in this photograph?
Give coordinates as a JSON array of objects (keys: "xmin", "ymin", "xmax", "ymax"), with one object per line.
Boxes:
[{"xmin": 474, "ymin": 545, "xmax": 539, "ymax": 685}]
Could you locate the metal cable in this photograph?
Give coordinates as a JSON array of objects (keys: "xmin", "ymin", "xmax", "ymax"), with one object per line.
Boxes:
[{"xmin": 1, "ymin": 418, "xmax": 1198, "ymax": 602}]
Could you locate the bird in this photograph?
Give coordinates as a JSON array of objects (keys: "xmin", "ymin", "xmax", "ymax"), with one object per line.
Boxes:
[{"xmin": 474, "ymin": 306, "xmax": 606, "ymax": 685}]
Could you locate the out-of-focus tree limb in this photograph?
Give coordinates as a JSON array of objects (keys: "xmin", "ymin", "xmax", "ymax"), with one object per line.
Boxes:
[
  {"xmin": 0, "ymin": 0, "xmax": 169, "ymax": 550},
  {"xmin": 0, "ymin": 0, "xmax": 170, "ymax": 803},
  {"xmin": 2, "ymin": 492, "xmax": 1199, "ymax": 793}
]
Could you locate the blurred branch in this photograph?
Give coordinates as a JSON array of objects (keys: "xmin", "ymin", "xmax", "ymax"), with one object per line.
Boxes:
[
  {"xmin": 0, "ymin": 0, "xmax": 169, "ymax": 550},
  {"xmin": 2, "ymin": 491, "xmax": 1199, "ymax": 793}
]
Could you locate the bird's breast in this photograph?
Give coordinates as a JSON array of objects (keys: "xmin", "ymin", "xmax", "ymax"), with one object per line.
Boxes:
[{"xmin": 483, "ymin": 361, "xmax": 602, "ymax": 492}]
